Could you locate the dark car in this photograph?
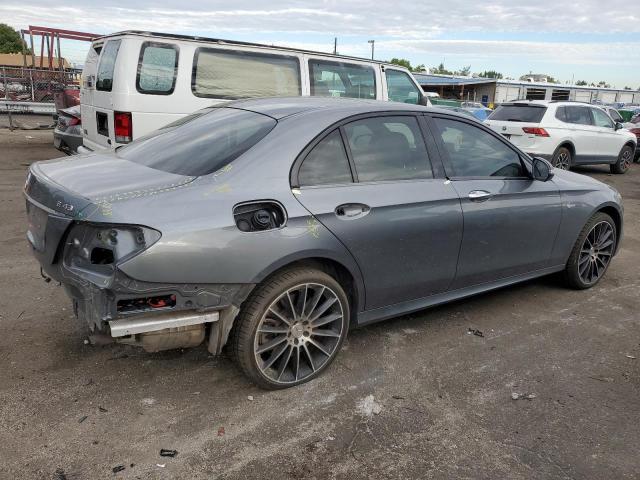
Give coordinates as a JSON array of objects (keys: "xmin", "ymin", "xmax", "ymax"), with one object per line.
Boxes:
[
  {"xmin": 53, "ymin": 105, "xmax": 82, "ymax": 154},
  {"xmin": 25, "ymin": 97, "xmax": 623, "ymax": 389}
]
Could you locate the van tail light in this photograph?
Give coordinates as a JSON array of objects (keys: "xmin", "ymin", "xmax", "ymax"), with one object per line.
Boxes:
[
  {"xmin": 522, "ymin": 127, "xmax": 549, "ymax": 137},
  {"xmin": 114, "ymin": 111, "xmax": 132, "ymax": 143},
  {"xmin": 629, "ymin": 127, "xmax": 640, "ymax": 139},
  {"xmin": 68, "ymin": 116, "xmax": 80, "ymax": 126}
]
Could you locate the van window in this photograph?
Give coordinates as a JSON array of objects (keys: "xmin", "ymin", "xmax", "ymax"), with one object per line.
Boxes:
[
  {"xmin": 309, "ymin": 60, "xmax": 376, "ymax": 99},
  {"xmin": 137, "ymin": 42, "xmax": 179, "ymax": 95},
  {"xmin": 116, "ymin": 107, "xmax": 276, "ymax": 176},
  {"xmin": 385, "ymin": 69, "xmax": 420, "ymax": 104},
  {"xmin": 96, "ymin": 40, "xmax": 121, "ymax": 92},
  {"xmin": 192, "ymin": 48, "xmax": 301, "ymax": 99}
]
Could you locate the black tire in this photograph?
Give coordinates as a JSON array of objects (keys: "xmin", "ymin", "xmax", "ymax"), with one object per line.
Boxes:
[
  {"xmin": 610, "ymin": 145, "xmax": 634, "ymax": 174},
  {"xmin": 552, "ymin": 146, "xmax": 572, "ymax": 170},
  {"xmin": 564, "ymin": 212, "xmax": 617, "ymax": 289},
  {"xmin": 229, "ymin": 266, "xmax": 350, "ymax": 389}
]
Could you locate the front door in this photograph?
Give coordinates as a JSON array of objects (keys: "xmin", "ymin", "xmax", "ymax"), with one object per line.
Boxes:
[
  {"xmin": 428, "ymin": 115, "xmax": 562, "ymax": 289},
  {"xmin": 292, "ymin": 114, "xmax": 463, "ymax": 310}
]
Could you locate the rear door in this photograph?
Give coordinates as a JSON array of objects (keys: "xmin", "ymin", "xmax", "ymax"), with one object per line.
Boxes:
[
  {"xmin": 86, "ymin": 38, "xmax": 122, "ymax": 149},
  {"xmin": 562, "ymin": 105, "xmax": 599, "ymax": 162},
  {"xmin": 428, "ymin": 114, "xmax": 562, "ymax": 288},
  {"xmin": 484, "ymin": 104, "xmax": 547, "ymax": 150},
  {"xmin": 292, "ymin": 113, "xmax": 463, "ymax": 310}
]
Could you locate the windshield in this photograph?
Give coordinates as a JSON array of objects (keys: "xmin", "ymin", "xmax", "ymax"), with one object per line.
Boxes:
[
  {"xmin": 116, "ymin": 108, "xmax": 276, "ymax": 176},
  {"xmin": 488, "ymin": 105, "xmax": 547, "ymax": 123}
]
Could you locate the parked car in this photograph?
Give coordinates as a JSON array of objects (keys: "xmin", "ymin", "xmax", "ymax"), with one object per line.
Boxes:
[
  {"xmin": 79, "ymin": 31, "xmax": 430, "ymax": 153},
  {"xmin": 433, "ymin": 105, "xmax": 479, "ymax": 120},
  {"xmin": 485, "ymin": 101, "xmax": 637, "ymax": 173},
  {"xmin": 25, "ymin": 97, "xmax": 623, "ymax": 389},
  {"xmin": 53, "ymin": 105, "xmax": 82, "ymax": 155},
  {"xmin": 626, "ymin": 114, "xmax": 640, "ymax": 160},
  {"xmin": 598, "ymin": 105, "xmax": 625, "ymax": 124}
]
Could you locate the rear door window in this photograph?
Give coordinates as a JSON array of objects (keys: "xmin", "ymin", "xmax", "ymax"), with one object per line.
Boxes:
[
  {"xmin": 385, "ymin": 69, "xmax": 421, "ymax": 104},
  {"xmin": 309, "ymin": 60, "xmax": 376, "ymax": 99},
  {"xmin": 192, "ymin": 48, "xmax": 301, "ymax": 99},
  {"xmin": 488, "ymin": 105, "xmax": 546, "ymax": 123},
  {"xmin": 116, "ymin": 108, "xmax": 276, "ymax": 176},
  {"xmin": 433, "ymin": 118, "xmax": 525, "ymax": 178},
  {"xmin": 298, "ymin": 130, "xmax": 353, "ymax": 186},
  {"xmin": 137, "ymin": 42, "xmax": 179, "ymax": 95},
  {"xmin": 564, "ymin": 106, "xmax": 593, "ymax": 125},
  {"xmin": 343, "ymin": 116, "xmax": 432, "ymax": 181},
  {"xmin": 96, "ymin": 40, "xmax": 121, "ymax": 92}
]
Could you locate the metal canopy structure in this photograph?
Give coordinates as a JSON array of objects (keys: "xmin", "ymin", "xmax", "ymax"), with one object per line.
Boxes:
[{"xmin": 19, "ymin": 25, "xmax": 99, "ymax": 71}]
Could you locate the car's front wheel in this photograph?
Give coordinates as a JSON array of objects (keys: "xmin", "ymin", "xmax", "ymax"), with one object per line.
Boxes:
[
  {"xmin": 229, "ymin": 267, "xmax": 349, "ymax": 389},
  {"xmin": 552, "ymin": 146, "xmax": 572, "ymax": 170},
  {"xmin": 564, "ymin": 212, "xmax": 617, "ymax": 289},
  {"xmin": 611, "ymin": 145, "xmax": 633, "ymax": 174}
]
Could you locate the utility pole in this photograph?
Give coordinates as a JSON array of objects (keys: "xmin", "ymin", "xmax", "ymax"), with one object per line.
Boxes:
[
  {"xmin": 368, "ymin": 39, "xmax": 375, "ymax": 60},
  {"xmin": 333, "ymin": 37, "xmax": 337, "ymax": 55}
]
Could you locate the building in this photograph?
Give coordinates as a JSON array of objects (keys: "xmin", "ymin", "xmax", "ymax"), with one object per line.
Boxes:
[{"xmin": 414, "ymin": 73, "xmax": 640, "ymax": 106}]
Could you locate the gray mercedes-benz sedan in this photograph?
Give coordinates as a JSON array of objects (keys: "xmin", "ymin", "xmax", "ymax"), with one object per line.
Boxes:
[{"xmin": 25, "ymin": 97, "xmax": 623, "ymax": 389}]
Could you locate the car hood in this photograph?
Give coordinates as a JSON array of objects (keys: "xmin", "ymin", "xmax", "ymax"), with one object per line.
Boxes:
[{"xmin": 25, "ymin": 152, "xmax": 196, "ymax": 219}]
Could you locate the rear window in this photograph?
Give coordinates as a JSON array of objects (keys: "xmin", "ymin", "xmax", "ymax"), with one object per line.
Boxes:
[
  {"xmin": 488, "ymin": 105, "xmax": 546, "ymax": 123},
  {"xmin": 137, "ymin": 42, "xmax": 179, "ymax": 95},
  {"xmin": 116, "ymin": 108, "xmax": 276, "ymax": 176},
  {"xmin": 96, "ymin": 40, "xmax": 121, "ymax": 92},
  {"xmin": 192, "ymin": 48, "xmax": 301, "ymax": 99}
]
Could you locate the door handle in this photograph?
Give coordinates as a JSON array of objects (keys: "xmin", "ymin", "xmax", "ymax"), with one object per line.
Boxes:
[
  {"xmin": 335, "ymin": 203, "xmax": 370, "ymax": 219},
  {"xmin": 468, "ymin": 190, "xmax": 492, "ymax": 202}
]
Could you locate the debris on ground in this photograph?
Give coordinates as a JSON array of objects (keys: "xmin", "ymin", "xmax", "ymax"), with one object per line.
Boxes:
[
  {"xmin": 160, "ymin": 449, "xmax": 178, "ymax": 458},
  {"xmin": 626, "ymin": 355, "xmax": 636, "ymax": 359},
  {"xmin": 511, "ymin": 392, "xmax": 537, "ymax": 401},
  {"xmin": 83, "ymin": 339, "xmax": 89, "ymax": 345},
  {"xmin": 98, "ymin": 406, "xmax": 108, "ymax": 413},
  {"xmin": 391, "ymin": 395, "xmax": 405, "ymax": 400},
  {"xmin": 588, "ymin": 376, "xmax": 614, "ymax": 383},
  {"xmin": 357, "ymin": 395, "xmax": 383, "ymax": 416},
  {"xmin": 78, "ymin": 415, "xmax": 88, "ymax": 423},
  {"xmin": 54, "ymin": 468, "xmax": 67, "ymax": 480},
  {"xmin": 468, "ymin": 328, "xmax": 484, "ymax": 337},
  {"xmin": 156, "ymin": 464, "xmax": 166, "ymax": 468},
  {"xmin": 247, "ymin": 395, "xmax": 254, "ymax": 401},
  {"xmin": 217, "ymin": 426, "xmax": 225, "ymax": 436},
  {"xmin": 112, "ymin": 465, "xmax": 125, "ymax": 473}
]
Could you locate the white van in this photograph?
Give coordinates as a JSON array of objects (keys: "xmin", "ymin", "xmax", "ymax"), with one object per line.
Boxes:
[{"xmin": 79, "ymin": 31, "xmax": 430, "ymax": 152}]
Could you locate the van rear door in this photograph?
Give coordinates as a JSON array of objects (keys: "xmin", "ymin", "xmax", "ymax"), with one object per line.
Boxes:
[{"xmin": 81, "ymin": 39, "xmax": 122, "ymax": 150}]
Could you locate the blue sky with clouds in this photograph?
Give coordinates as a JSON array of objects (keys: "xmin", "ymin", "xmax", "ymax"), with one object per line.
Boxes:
[{"xmin": 4, "ymin": 1, "xmax": 640, "ymax": 88}]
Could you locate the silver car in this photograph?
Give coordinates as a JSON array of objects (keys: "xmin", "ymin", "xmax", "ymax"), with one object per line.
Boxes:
[{"xmin": 25, "ymin": 97, "xmax": 623, "ymax": 389}]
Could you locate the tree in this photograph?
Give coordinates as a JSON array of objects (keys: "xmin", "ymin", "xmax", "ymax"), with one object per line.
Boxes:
[
  {"xmin": 478, "ymin": 70, "xmax": 503, "ymax": 79},
  {"xmin": 0, "ymin": 24, "xmax": 28, "ymax": 54},
  {"xmin": 597, "ymin": 80, "xmax": 610, "ymax": 88},
  {"xmin": 575, "ymin": 80, "xmax": 588, "ymax": 86},
  {"xmin": 624, "ymin": 86, "xmax": 632, "ymax": 90},
  {"xmin": 389, "ymin": 58, "xmax": 413, "ymax": 70},
  {"xmin": 457, "ymin": 65, "xmax": 471, "ymax": 76},
  {"xmin": 432, "ymin": 63, "xmax": 453, "ymax": 75}
]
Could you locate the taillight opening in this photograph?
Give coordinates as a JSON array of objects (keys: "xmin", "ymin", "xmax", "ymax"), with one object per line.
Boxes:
[
  {"xmin": 68, "ymin": 116, "xmax": 81, "ymax": 126},
  {"xmin": 522, "ymin": 127, "xmax": 550, "ymax": 137},
  {"xmin": 114, "ymin": 111, "xmax": 132, "ymax": 143}
]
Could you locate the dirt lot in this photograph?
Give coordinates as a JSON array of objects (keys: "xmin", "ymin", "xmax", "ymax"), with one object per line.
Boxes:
[{"xmin": 0, "ymin": 129, "xmax": 638, "ymax": 479}]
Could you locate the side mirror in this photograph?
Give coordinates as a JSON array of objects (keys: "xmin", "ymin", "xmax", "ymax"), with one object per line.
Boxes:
[
  {"xmin": 419, "ymin": 94, "xmax": 431, "ymax": 107},
  {"xmin": 531, "ymin": 157, "xmax": 554, "ymax": 181},
  {"xmin": 615, "ymin": 122, "xmax": 624, "ymax": 131}
]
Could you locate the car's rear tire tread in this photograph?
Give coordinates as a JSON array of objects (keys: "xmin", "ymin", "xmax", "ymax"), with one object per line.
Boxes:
[
  {"xmin": 564, "ymin": 212, "xmax": 616, "ymax": 290},
  {"xmin": 229, "ymin": 266, "xmax": 349, "ymax": 390},
  {"xmin": 610, "ymin": 145, "xmax": 633, "ymax": 174}
]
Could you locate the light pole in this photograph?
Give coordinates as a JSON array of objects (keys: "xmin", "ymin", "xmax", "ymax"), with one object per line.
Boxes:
[{"xmin": 368, "ymin": 40, "xmax": 375, "ymax": 60}]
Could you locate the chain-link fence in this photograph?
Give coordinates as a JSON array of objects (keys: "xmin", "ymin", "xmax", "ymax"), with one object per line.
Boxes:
[{"xmin": 1, "ymin": 66, "xmax": 81, "ymax": 130}]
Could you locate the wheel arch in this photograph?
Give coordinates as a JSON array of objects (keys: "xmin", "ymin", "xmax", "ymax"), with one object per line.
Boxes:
[
  {"xmin": 594, "ymin": 203, "xmax": 623, "ymax": 255},
  {"xmin": 555, "ymin": 141, "xmax": 576, "ymax": 158}
]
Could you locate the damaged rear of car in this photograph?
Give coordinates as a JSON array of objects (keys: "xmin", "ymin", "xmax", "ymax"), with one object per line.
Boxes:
[{"xmin": 25, "ymin": 105, "xmax": 279, "ymax": 354}]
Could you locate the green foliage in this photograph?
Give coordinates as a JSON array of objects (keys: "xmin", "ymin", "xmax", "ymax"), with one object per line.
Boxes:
[
  {"xmin": 478, "ymin": 70, "xmax": 503, "ymax": 79},
  {"xmin": 389, "ymin": 58, "xmax": 427, "ymax": 72},
  {"xmin": 575, "ymin": 80, "xmax": 588, "ymax": 86},
  {"xmin": 0, "ymin": 24, "xmax": 28, "ymax": 54}
]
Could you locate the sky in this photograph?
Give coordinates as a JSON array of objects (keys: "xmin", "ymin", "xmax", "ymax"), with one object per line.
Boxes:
[{"xmin": 3, "ymin": 0, "xmax": 640, "ymax": 88}]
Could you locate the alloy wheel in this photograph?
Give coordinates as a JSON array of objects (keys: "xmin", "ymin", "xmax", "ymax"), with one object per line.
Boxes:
[
  {"xmin": 577, "ymin": 221, "xmax": 615, "ymax": 285},
  {"xmin": 620, "ymin": 148, "xmax": 632, "ymax": 172},
  {"xmin": 555, "ymin": 151, "xmax": 571, "ymax": 170},
  {"xmin": 253, "ymin": 283, "xmax": 345, "ymax": 385}
]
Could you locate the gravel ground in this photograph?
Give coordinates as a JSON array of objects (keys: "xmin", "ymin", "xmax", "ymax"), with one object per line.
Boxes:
[{"xmin": 0, "ymin": 129, "xmax": 638, "ymax": 479}]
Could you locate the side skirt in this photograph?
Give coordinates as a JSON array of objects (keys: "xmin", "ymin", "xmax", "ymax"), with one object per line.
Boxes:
[{"xmin": 356, "ymin": 265, "xmax": 565, "ymax": 326}]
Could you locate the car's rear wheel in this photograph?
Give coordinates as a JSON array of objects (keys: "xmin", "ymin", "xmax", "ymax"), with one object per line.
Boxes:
[
  {"xmin": 552, "ymin": 146, "xmax": 572, "ymax": 170},
  {"xmin": 564, "ymin": 212, "xmax": 616, "ymax": 289},
  {"xmin": 229, "ymin": 267, "xmax": 349, "ymax": 389},
  {"xmin": 610, "ymin": 145, "xmax": 633, "ymax": 174}
]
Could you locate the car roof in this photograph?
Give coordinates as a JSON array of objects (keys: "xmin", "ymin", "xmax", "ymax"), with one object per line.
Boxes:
[{"xmin": 226, "ymin": 97, "xmax": 431, "ymax": 120}]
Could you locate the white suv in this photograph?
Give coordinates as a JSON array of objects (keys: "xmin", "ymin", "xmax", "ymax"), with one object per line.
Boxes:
[{"xmin": 485, "ymin": 101, "xmax": 637, "ymax": 174}]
